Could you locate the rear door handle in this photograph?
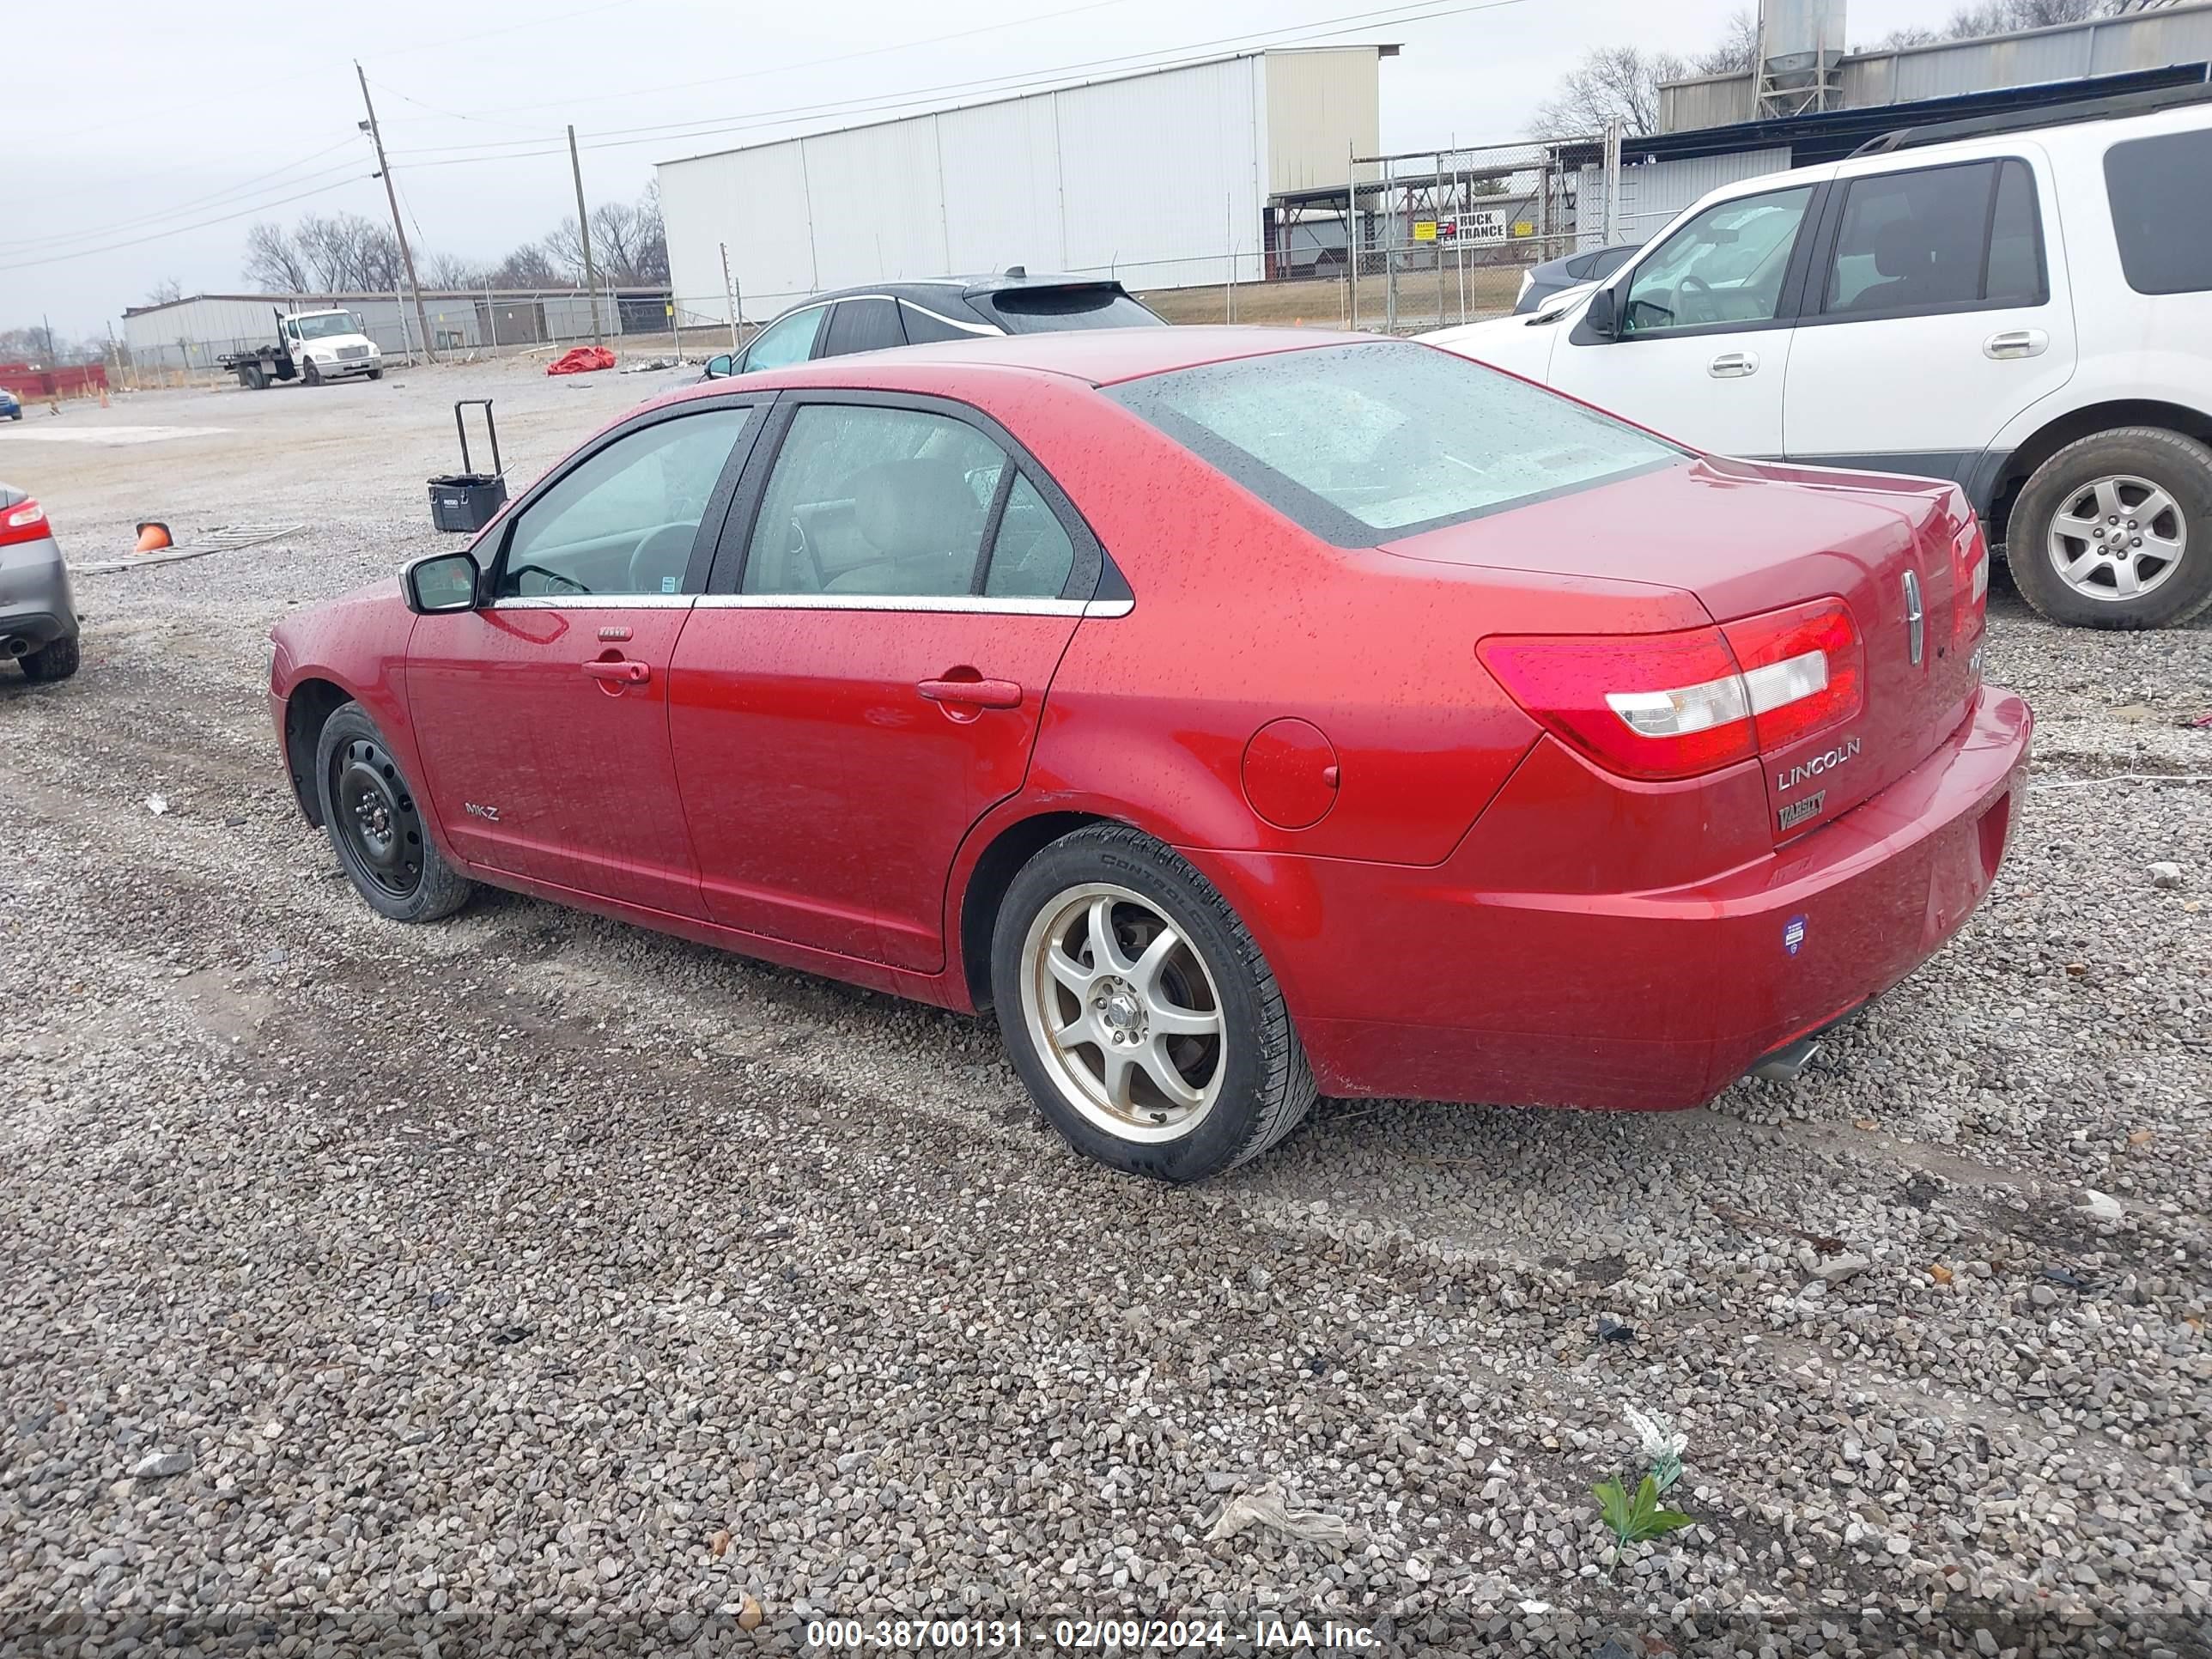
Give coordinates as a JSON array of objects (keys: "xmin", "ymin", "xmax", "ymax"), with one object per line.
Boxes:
[
  {"xmin": 1707, "ymin": 351, "xmax": 1759, "ymax": 378},
  {"xmin": 918, "ymin": 677, "xmax": 1022, "ymax": 709},
  {"xmin": 582, "ymin": 659, "xmax": 651, "ymax": 685},
  {"xmin": 1984, "ymin": 328, "xmax": 2049, "ymax": 360}
]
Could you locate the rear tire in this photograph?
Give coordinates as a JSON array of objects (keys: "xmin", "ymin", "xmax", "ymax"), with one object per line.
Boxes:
[
  {"xmin": 2007, "ymin": 426, "xmax": 2212, "ymax": 630},
  {"xmin": 990, "ymin": 824, "xmax": 1315, "ymax": 1182},
  {"xmin": 313, "ymin": 702, "xmax": 472, "ymax": 923},
  {"xmin": 18, "ymin": 635, "xmax": 79, "ymax": 682}
]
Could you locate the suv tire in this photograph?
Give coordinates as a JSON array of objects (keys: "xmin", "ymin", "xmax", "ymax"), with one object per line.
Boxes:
[
  {"xmin": 2008, "ymin": 426, "xmax": 2212, "ymax": 629},
  {"xmin": 991, "ymin": 824, "xmax": 1315, "ymax": 1182}
]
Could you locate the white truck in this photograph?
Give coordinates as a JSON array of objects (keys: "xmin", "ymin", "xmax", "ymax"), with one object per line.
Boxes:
[
  {"xmin": 1427, "ymin": 83, "xmax": 2212, "ymax": 630},
  {"xmin": 222, "ymin": 307, "xmax": 385, "ymax": 390}
]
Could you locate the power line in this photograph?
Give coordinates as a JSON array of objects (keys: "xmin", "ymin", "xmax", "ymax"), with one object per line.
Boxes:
[
  {"xmin": 387, "ymin": 0, "xmax": 1535, "ymax": 167},
  {"xmin": 9, "ymin": 143, "xmax": 362, "ymax": 254},
  {"xmin": 0, "ymin": 178, "xmax": 371, "ymax": 274}
]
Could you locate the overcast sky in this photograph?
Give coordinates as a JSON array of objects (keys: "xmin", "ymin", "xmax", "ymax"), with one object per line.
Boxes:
[{"xmin": 6, "ymin": 0, "xmax": 1942, "ymax": 338}]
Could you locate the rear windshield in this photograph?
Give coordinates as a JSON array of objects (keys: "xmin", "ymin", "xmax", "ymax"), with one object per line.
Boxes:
[
  {"xmin": 984, "ymin": 287, "xmax": 1162, "ymax": 333},
  {"xmin": 1105, "ymin": 340, "xmax": 1682, "ymax": 546}
]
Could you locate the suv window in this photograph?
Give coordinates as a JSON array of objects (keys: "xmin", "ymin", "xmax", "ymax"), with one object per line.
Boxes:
[
  {"xmin": 1621, "ymin": 185, "xmax": 1814, "ymax": 334},
  {"xmin": 741, "ymin": 306, "xmax": 826, "ymax": 372},
  {"xmin": 2105, "ymin": 128, "xmax": 2212, "ymax": 295},
  {"xmin": 821, "ymin": 297, "xmax": 906, "ymax": 356},
  {"xmin": 744, "ymin": 404, "xmax": 1009, "ymax": 597},
  {"xmin": 1106, "ymin": 340, "xmax": 1681, "ymax": 548},
  {"xmin": 899, "ymin": 301, "xmax": 984, "ymax": 343},
  {"xmin": 1820, "ymin": 159, "xmax": 2045, "ymax": 317},
  {"xmin": 981, "ymin": 287, "xmax": 1161, "ymax": 332},
  {"xmin": 498, "ymin": 409, "xmax": 754, "ymax": 599}
]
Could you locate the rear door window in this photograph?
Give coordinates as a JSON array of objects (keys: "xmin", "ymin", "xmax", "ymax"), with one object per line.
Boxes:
[
  {"xmin": 1818, "ymin": 159, "xmax": 2046, "ymax": 316},
  {"xmin": 2105, "ymin": 128, "xmax": 2212, "ymax": 295},
  {"xmin": 820, "ymin": 298, "xmax": 906, "ymax": 357}
]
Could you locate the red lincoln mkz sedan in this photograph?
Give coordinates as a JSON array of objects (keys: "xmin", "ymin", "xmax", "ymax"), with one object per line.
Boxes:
[{"xmin": 270, "ymin": 329, "xmax": 2032, "ymax": 1182}]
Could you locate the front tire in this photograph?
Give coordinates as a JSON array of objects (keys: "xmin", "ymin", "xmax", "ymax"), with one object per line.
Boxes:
[
  {"xmin": 302, "ymin": 360, "xmax": 322, "ymax": 387},
  {"xmin": 2007, "ymin": 427, "xmax": 2212, "ymax": 629},
  {"xmin": 18, "ymin": 635, "xmax": 79, "ymax": 682},
  {"xmin": 368, "ymin": 366, "xmax": 384, "ymax": 381},
  {"xmin": 991, "ymin": 824, "xmax": 1315, "ymax": 1182},
  {"xmin": 313, "ymin": 703, "xmax": 472, "ymax": 923}
]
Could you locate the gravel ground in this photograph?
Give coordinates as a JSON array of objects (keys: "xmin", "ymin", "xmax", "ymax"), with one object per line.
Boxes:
[{"xmin": 2, "ymin": 363, "xmax": 2208, "ymax": 1658}]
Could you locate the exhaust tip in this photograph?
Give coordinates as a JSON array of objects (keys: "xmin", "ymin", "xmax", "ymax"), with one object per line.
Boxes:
[
  {"xmin": 1750, "ymin": 1036, "xmax": 1822, "ymax": 1083},
  {"xmin": 2, "ymin": 636, "xmax": 27, "ymax": 658}
]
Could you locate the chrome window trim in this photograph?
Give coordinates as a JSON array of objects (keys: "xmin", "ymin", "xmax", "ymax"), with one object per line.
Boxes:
[
  {"xmin": 691, "ymin": 593, "xmax": 1131, "ymax": 617},
  {"xmin": 897, "ymin": 298, "xmax": 1003, "ymax": 337},
  {"xmin": 485, "ymin": 593, "xmax": 699, "ymax": 611}
]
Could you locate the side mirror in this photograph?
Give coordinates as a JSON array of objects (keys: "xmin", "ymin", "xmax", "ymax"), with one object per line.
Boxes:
[
  {"xmin": 404, "ymin": 551, "xmax": 480, "ymax": 614},
  {"xmin": 1584, "ymin": 286, "xmax": 1620, "ymax": 338},
  {"xmin": 703, "ymin": 354, "xmax": 732, "ymax": 379}
]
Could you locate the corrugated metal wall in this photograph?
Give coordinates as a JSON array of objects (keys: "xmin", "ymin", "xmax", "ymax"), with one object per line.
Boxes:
[
  {"xmin": 659, "ymin": 47, "xmax": 1377, "ymax": 317},
  {"xmin": 1661, "ymin": 0, "xmax": 2212, "ymax": 131},
  {"xmin": 1575, "ymin": 147, "xmax": 1793, "ymax": 251}
]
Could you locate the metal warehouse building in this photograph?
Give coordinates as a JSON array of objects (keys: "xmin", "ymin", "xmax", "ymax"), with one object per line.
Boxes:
[{"xmin": 656, "ymin": 46, "xmax": 1388, "ymax": 320}]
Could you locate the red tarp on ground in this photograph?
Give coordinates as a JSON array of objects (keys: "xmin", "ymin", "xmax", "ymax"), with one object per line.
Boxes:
[{"xmin": 546, "ymin": 345, "xmax": 616, "ymax": 375}]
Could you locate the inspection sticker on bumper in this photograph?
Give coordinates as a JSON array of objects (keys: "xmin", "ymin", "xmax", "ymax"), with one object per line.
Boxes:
[{"xmin": 1784, "ymin": 915, "xmax": 1808, "ymax": 956}]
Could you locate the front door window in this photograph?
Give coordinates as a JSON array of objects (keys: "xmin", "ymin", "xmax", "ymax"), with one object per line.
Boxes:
[{"xmin": 1621, "ymin": 185, "xmax": 1815, "ymax": 334}]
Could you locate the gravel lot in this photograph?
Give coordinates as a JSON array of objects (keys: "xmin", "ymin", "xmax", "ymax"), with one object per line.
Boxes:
[{"xmin": 2, "ymin": 362, "xmax": 2208, "ymax": 1658}]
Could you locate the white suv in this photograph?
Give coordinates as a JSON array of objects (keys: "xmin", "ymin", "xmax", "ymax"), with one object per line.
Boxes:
[{"xmin": 1429, "ymin": 84, "xmax": 2212, "ymax": 630}]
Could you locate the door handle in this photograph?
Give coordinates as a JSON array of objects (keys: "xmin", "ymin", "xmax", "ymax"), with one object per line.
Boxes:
[
  {"xmin": 918, "ymin": 676, "xmax": 1023, "ymax": 709},
  {"xmin": 1707, "ymin": 351, "xmax": 1759, "ymax": 378},
  {"xmin": 1983, "ymin": 328, "xmax": 2049, "ymax": 360},
  {"xmin": 582, "ymin": 659, "xmax": 650, "ymax": 685}
]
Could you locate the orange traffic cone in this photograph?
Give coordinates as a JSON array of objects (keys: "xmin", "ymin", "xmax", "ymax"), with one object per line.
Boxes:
[{"xmin": 135, "ymin": 521, "xmax": 173, "ymax": 554}]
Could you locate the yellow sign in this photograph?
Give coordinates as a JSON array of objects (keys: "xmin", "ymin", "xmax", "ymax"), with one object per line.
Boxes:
[
  {"xmin": 1511, "ymin": 221, "xmax": 1536, "ymax": 238},
  {"xmin": 1413, "ymin": 220, "xmax": 1437, "ymax": 242}
]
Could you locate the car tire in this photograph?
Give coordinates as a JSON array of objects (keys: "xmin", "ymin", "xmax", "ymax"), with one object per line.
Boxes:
[
  {"xmin": 313, "ymin": 702, "xmax": 472, "ymax": 924},
  {"xmin": 2007, "ymin": 426, "xmax": 2212, "ymax": 630},
  {"xmin": 302, "ymin": 360, "xmax": 322, "ymax": 387},
  {"xmin": 368, "ymin": 367, "xmax": 383, "ymax": 381},
  {"xmin": 990, "ymin": 823, "xmax": 1315, "ymax": 1182},
  {"xmin": 18, "ymin": 635, "xmax": 79, "ymax": 682}
]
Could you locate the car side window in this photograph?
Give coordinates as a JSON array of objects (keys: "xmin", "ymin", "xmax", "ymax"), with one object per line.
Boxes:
[
  {"xmin": 740, "ymin": 307, "xmax": 826, "ymax": 373},
  {"xmin": 2105, "ymin": 128, "xmax": 2212, "ymax": 295},
  {"xmin": 983, "ymin": 473, "xmax": 1077, "ymax": 599},
  {"xmin": 496, "ymin": 408, "xmax": 753, "ymax": 599},
  {"xmin": 743, "ymin": 404, "xmax": 1009, "ymax": 598},
  {"xmin": 898, "ymin": 301, "xmax": 981, "ymax": 344},
  {"xmin": 1621, "ymin": 185, "xmax": 1814, "ymax": 335},
  {"xmin": 1820, "ymin": 160, "xmax": 2039, "ymax": 318},
  {"xmin": 820, "ymin": 298, "xmax": 906, "ymax": 357}
]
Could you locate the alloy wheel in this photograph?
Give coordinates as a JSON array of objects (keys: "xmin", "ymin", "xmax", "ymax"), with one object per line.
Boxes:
[
  {"xmin": 2046, "ymin": 472, "xmax": 2187, "ymax": 603},
  {"xmin": 332, "ymin": 736, "xmax": 426, "ymax": 899},
  {"xmin": 1018, "ymin": 883, "xmax": 1226, "ymax": 1142}
]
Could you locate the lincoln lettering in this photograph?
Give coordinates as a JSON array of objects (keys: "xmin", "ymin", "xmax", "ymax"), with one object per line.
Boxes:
[{"xmin": 1777, "ymin": 736, "xmax": 1862, "ymax": 793}]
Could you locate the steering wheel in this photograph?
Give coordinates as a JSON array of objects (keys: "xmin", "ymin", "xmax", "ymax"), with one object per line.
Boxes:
[
  {"xmin": 1677, "ymin": 272, "xmax": 1716, "ymax": 327},
  {"xmin": 627, "ymin": 523, "xmax": 696, "ymax": 594},
  {"xmin": 507, "ymin": 562, "xmax": 588, "ymax": 597}
]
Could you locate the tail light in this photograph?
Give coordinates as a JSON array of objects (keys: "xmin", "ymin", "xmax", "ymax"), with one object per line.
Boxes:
[
  {"xmin": 1479, "ymin": 599, "xmax": 1864, "ymax": 782},
  {"xmin": 0, "ymin": 497, "xmax": 48, "ymax": 547},
  {"xmin": 1952, "ymin": 514, "xmax": 1989, "ymax": 646}
]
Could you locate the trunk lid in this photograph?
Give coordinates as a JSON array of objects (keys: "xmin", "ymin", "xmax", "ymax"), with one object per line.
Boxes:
[{"xmin": 1386, "ymin": 455, "xmax": 1982, "ymax": 841}]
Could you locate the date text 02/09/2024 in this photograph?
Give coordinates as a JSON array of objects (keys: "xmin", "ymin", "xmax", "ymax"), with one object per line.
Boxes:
[{"xmin": 803, "ymin": 1616, "xmax": 1382, "ymax": 1650}]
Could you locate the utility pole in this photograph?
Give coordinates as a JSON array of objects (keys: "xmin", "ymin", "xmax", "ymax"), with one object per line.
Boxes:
[
  {"xmin": 356, "ymin": 62, "xmax": 436, "ymax": 363},
  {"xmin": 568, "ymin": 125, "xmax": 601, "ymax": 346}
]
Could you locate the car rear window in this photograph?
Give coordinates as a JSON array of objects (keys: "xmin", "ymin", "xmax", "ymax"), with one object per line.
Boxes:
[
  {"xmin": 1104, "ymin": 340, "xmax": 1683, "ymax": 547},
  {"xmin": 982, "ymin": 287, "xmax": 1162, "ymax": 333},
  {"xmin": 2105, "ymin": 127, "xmax": 2212, "ymax": 295}
]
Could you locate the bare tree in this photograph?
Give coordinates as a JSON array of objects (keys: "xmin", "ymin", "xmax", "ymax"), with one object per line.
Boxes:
[
  {"xmin": 290, "ymin": 212, "xmax": 404, "ymax": 293},
  {"xmin": 544, "ymin": 216, "xmax": 590, "ymax": 287},
  {"xmin": 144, "ymin": 277, "xmax": 184, "ymax": 305},
  {"xmin": 1691, "ymin": 9, "xmax": 1761, "ymax": 76},
  {"xmin": 1534, "ymin": 45, "xmax": 1687, "ymax": 137},
  {"xmin": 571, "ymin": 188, "xmax": 672, "ymax": 287},
  {"xmin": 485, "ymin": 242, "xmax": 560, "ymax": 290},
  {"xmin": 1859, "ymin": 0, "xmax": 2124, "ymax": 47},
  {"xmin": 420, "ymin": 250, "xmax": 485, "ymax": 291},
  {"xmin": 242, "ymin": 223, "xmax": 313, "ymax": 293}
]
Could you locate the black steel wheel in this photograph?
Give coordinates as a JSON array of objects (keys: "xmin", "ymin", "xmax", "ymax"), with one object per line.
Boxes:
[
  {"xmin": 313, "ymin": 702, "xmax": 473, "ymax": 923},
  {"xmin": 302, "ymin": 359, "xmax": 322, "ymax": 386}
]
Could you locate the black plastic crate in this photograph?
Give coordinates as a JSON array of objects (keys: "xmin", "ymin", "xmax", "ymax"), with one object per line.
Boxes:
[{"xmin": 428, "ymin": 399, "xmax": 507, "ymax": 533}]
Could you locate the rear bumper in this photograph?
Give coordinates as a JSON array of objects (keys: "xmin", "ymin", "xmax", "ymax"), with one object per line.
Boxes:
[
  {"xmin": 0, "ymin": 535, "xmax": 80, "ymax": 650},
  {"xmin": 1196, "ymin": 686, "xmax": 2033, "ymax": 1109}
]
